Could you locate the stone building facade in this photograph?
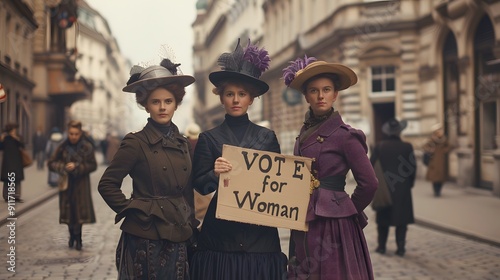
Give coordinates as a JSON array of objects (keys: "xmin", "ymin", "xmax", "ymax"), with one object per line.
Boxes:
[
  {"xmin": 0, "ymin": 0, "xmax": 37, "ymax": 142},
  {"xmin": 192, "ymin": 0, "xmax": 267, "ymax": 130},
  {"xmin": 260, "ymin": 0, "xmax": 500, "ymax": 195},
  {"xmin": 31, "ymin": 0, "xmax": 93, "ymax": 134},
  {"xmin": 69, "ymin": 0, "xmax": 131, "ymax": 141},
  {"xmin": 192, "ymin": 0, "xmax": 500, "ymax": 196}
]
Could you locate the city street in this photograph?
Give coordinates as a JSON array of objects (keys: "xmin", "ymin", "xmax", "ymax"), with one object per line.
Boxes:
[{"xmin": 1, "ymin": 165, "xmax": 500, "ymax": 279}]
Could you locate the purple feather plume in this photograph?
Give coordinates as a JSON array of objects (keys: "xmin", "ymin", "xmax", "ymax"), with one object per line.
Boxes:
[
  {"xmin": 282, "ymin": 55, "xmax": 317, "ymax": 87},
  {"xmin": 243, "ymin": 40, "xmax": 270, "ymax": 72}
]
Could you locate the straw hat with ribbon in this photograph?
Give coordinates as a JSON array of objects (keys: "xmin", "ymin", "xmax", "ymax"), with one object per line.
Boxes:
[{"xmin": 282, "ymin": 55, "xmax": 357, "ymax": 92}]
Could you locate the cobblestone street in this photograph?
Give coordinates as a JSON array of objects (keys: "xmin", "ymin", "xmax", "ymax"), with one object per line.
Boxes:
[{"xmin": 1, "ymin": 167, "xmax": 500, "ymax": 279}]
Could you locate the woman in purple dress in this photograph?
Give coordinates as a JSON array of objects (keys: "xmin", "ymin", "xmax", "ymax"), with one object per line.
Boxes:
[{"xmin": 283, "ymin": 56, "xmax": 378, "ymax": 279}]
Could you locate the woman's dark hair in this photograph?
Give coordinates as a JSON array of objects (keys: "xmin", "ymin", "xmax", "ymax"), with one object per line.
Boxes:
[
  {"xmin": 136, "ymin": 82, "xmax": 186, "ymax": 107},
  {"xmin": 67, "ymin": 120, "xmax": 83, "ymax": 131},
  {"xmin": 301, "ymin": 73, "xmax": 341, "ymax": 94},
  {"xmin": 4, "ymin": 122, "xmax": 19, "ymax": 133},
  {"xmin": 212, "ymin": 80, "xmax": 260, "ymax": 98}
]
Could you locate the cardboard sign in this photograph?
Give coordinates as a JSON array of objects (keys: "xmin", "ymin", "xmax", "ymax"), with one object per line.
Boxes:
[{"xmin": 216, "ymin": 144, "xmax": 312, "ymax": 231}]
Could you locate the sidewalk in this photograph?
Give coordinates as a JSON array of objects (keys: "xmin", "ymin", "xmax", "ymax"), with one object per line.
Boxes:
[
  {"xmin": 3, "ymin": 156, "xmax": 500, "ymax": 247},
  {"xmin": 409, "ymin": 178, "xmax": 500, "ymax": 247},
  {"xmin": 0, "ymin": 153, "xmax": 107, "ymax": 225},
  {"xmin": 0, "ymin": 163, "xmax": 59, "ymax": 225}
]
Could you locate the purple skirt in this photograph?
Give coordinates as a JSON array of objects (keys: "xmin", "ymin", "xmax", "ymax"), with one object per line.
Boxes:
[
  {"xmin": 190, "ymin": 250, "xmax": 287, "ymax": 280},
  {"xmin": 288, "ymin": 216, "xmax": 374, "ymax": 280}
]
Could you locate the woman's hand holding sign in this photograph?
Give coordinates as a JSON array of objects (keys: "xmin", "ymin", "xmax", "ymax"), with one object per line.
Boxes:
[{"xmin": 214, "ymin": 157, "xmax": 232, "ymax": 177}]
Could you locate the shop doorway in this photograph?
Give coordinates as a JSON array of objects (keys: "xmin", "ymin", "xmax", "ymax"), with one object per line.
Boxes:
[{"xmin": 372, "ymin": 102, "xmax": 395, "ymax": 145}]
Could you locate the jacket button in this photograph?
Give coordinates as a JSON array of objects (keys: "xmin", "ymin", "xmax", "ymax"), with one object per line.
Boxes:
[
  {"xmin": 160, "ymin": 206, "xmax": 163, "ymax": 209},
  {"xmin": 153, "ymin": 151, "xmax": 158, "ymax": 154},
  {"xmin": 163, "ymin": 141, "xmax": 167, "ymax": 145},
  {"xmin": 163, "ymin": 166, "xmax": 167, "ymax": 170},
  {"xmin": 239, "ymin": 243, "xmax": 243, "ymax": 247},
  {"xmin": 183, "ymin": 166, "xmax": 187, "ymax": 171},
  {"xmin": 177, "ymin": 186, "xmax": 183, "ymax": 190}
]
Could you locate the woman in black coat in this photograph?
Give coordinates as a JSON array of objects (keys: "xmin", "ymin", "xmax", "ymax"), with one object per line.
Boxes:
[
  {"xmin": 1, "ymin": 123, "xmax": 25, "ymax": 203},
  {"xmin": 370, "ymin": 118, "xmax": 416, "ymax": 257},
  {"xmin": 189, "ymin": 39, "xmax": 287, "ymax": 280}
]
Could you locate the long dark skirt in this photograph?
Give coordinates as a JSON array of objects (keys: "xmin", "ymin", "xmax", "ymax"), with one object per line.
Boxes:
[
  {"xmin": 116, "ymin": 232, "xmax": 190, "ymax": 280},
  {"xmin": 190, "ymin": 250, "xmax": 287, "ymax": 280},
  {"xmin": 288, "ymin": 216, "xmax": 374, "ymax": 280}
]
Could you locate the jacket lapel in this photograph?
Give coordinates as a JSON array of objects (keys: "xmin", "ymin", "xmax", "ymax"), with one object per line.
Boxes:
[{"xmin": 298, "ymin": 113, "xmax": 344, "ymax": 152}]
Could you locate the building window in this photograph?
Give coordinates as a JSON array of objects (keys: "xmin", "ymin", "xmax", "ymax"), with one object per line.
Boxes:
[{"xmin": 371, "ymin": 65, "xmax": 395, "ymax": 93}]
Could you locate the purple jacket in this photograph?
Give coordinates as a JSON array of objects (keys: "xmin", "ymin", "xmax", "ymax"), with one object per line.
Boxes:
[{"xmin": 294, "ymin": 113, "xmax": 378, "ymax": 227}]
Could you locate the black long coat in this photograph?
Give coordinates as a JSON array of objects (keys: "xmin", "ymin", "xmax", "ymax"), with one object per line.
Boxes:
[
  {"xmin": 1, "ymin": 135, "xmax": 25, "ymax": 182},
  {"xmin": 48, "ymin": 137, "xmax": 97, "ymax": 225},
  {"xmin": 193, "ymin": 120, "xmax": 282, "ymax": 253},
  {"xmin": 370, "ymin": 136, "xmax": 415, "ymax": 226}
]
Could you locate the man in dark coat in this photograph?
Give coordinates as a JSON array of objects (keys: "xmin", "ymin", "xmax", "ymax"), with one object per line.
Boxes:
[
  {"xmin": 370, "ymin": 118, "xmax": 416, "ymax": 257},
  {"xmin": 1, "ymin": 123, "xmax": 25, "ymax": 202},
  {"xmin": 32, "ymin": 127, "xmax": 47, "ymax": 170}
]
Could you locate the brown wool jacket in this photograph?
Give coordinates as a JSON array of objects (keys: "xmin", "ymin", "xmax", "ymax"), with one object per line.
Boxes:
[{"xmin": 98, "ymin": 121, "xmax": 197, "ymax": 241}]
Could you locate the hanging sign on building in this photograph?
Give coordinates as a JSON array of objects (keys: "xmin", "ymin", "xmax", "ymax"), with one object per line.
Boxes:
[
  {"xmin": 0, "ymin": 84, "xmax": 7, "ymax": 104},
  {"xmin": 216, "ymin": 144, "xmax": 312, "ymax": 231}
]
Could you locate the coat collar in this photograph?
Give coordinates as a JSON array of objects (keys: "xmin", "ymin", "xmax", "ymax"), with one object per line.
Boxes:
[
  {"xmin": 141, "ymin": 121, "xmax": 185, "ymax": 145},
  {"xmin": 300, "ymin": 111, "xmax": 345, "ymax": 137}
]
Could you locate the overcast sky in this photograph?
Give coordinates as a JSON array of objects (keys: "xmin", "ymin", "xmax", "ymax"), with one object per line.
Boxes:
[{"xmin": 85, "ymin": 0, "xmax": 198, "ymax": 132}]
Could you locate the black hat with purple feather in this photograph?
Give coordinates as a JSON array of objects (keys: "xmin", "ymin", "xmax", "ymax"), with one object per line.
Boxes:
[{"xmin": 209, "ymin": 39, "xmax": 271, "ymax": 96}]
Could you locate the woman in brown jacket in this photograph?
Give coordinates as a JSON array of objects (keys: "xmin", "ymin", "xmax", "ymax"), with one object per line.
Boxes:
[
  {"xmin": 98, "ymin": 59, "xmax": 197, "ymax": 279},
  {"xmin": 424, "ymin": 124, "xmax": 453, "ymax": 197},
  {"xmin": 48, "ymin": 120, "xmax": 97, "ymax": 250}
]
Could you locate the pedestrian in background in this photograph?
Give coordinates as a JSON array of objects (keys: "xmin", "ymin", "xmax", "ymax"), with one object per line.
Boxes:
[
  {"xmin": 283, "ymin": 56, "xmax": 377, "ymax": 279},
  {"xmin": 98, "ymin": 58, "xmax": 197, "ymax": 280},
  {"xmin": 45, "ymin": 127, "xmax": 65, "ymax": 187},
  {"xmin": 370, "ymin": 118, "xmax": 416, "ymax": 257},
  {"xmin": 105, "ymin": 132, "xmax": 120, "ymax": 164},
  {"xmin": 48, "ymin": 120, "xmax": 97, "ymax": 251},
  {"xmin": 99, "ymin": 133, "xmax": 109, "ymax": 164},
  {"xmin": 423, "ymin": 123, "xmax": 452, "ymax": 197},
  {"xmin": 189, "ymin": 39, "xmax": 287, "ymax": 280},
  {"xmin": 32, "ymin": 126, "xmax": 47, "ymax": 170},
  {"xmin": 1, "ymin": 122, "xmax": 26, "ymax": 203}
]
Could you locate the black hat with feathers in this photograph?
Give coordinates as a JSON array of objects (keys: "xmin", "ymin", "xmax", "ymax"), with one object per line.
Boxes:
[{"xmin": 209, "ymin": 38, "xmax": 271, "ymax": 96}]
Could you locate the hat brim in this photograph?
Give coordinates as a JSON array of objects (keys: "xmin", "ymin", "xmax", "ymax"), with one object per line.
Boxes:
[
  {"xmin": 382, "ymin": 120, "xmax": 408, "ymax": 136},
  {"xmin": 209, "ymin": 71, "xmax": 269, "ymax": 97},
  {"xmin": 289, "ymin": 62, "xmax": 357, "ymax": 92},
  {"xmin": 122, "ymin": 75, "xmax": 195, "ymax": 93}
]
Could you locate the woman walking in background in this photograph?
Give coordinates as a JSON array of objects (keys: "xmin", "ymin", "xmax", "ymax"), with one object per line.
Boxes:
[
  {"xmin": 46, "ymin": 127, "xmax": 65, "ymax": 187},
  {"xmin": 424, "ymin": 124, "xmax": 452, "ymax": 197},
  {"xmin": 48, "ymin": 120, "xmax": 97, "ymax": 251},
  {"xmin": 283, "ymin": 56, "xmax": 377, "ymax": 279}
]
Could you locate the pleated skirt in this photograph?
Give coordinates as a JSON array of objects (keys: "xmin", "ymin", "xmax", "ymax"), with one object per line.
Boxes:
[
  {"xmin": 190, "ymin": 250, "xmax": 288, "ymax": 280},
  {"xmin": 288, "ymin": 216, "xmax": 374, "ymax": 280}
]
